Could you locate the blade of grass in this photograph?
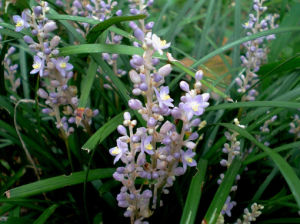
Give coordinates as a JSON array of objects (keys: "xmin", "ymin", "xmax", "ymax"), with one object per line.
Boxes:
[
  {"xmin": 6, "ymin": 168, "xmax": 114, "ymax": 198},
  {"xmin": 86, "ymin": 15, "xmax": 146, "ymax": 43},
  {"xmin": 195, "ymin": 0, "xmax": 216, "ymax": 58},
  {"xmin": 180, "ymin": 159, "xmax": 208, "ymax": 224},
  {"xmin": 82, "ymin": 112, "xmax": 124, "ymax": 152},
  {"xmin": 244, "ymin": 141, "xmax": 300, "ymax": 165},
  {"xmin": 164, "ymin": 0, "xmax": 195, "ymax": 41},
  {"xmin": 206, "ymin": 101, "xmax": 300, "ymax": 111},
  {"xmin": 33, "ymin": 204, "xmax": 59, "ymax": 224},
  {"xmin": 59, "ymin": 44, "xmax": 144, "ymax": 56},
  {"xmin": 203, "ymin": 158, "xmax": 242, "ymax": 224},
  {"xmin": 78, "ymin": 59, "xmax": 98, "ymax": 108},
  {"xmin": 232, "ymin": 0, "xmax": 241, "ymax": 76},
  {"xmin": 19, "ymin": 41, "xmax": 30, "ymax": 98}
]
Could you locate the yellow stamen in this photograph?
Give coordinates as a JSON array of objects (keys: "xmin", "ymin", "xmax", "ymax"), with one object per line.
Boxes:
[
  {"xmin": 112, "ymin": 147, "xmax": 121, "ymax": 155},
  {"xmin": 16, "ymin": 21, "xmax": 23, "ymax": 27},
  {"xmin": 145, "ymin": 144, "xmax": 153, "ymax": 151},
  {"xmin": 60, "ymin": 62, "xmax": 67, "ymax": 69},
  {"xmin": 33, "ymin": 63, "xmax": 40, "ymax": 69},
  {"xmin": 162, "ymin": 94, "xmax": 170, "ymax": 100},
  {"xmin": 160, "ymin": 40, "xmax": 167, "ymax": 46},
  {"xmin": 191, "ymin": 103, "xmax": 199, "ymax": 112},
  {"xmin": 244, "ymin": 22, "xmax": 249, "ymax": 27},
  {"xmin": 186, "ymin": 157, "xmax": 193, "ymax": 163}
]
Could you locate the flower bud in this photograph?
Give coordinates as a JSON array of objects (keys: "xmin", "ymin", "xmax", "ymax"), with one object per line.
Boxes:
[
  {"xmin": 129, "ymin": 99, "xmax": 143, "ymax": 110},
  {"xmin": 179, "ymin": 81, "xmax": 190, "ymax": 92},
  {"xmin": 24, "ymin": 35, "xmax": 34, "ymax": 44},
  {"xmin": 195, "ymin": 70, "xmax": 203, "ymax": 81},
  {"xmin": 50, "ymin": 36, "xmax": 61, "ymax": 48},
  {"xmin": 145, "ymin": 21, "xmax": 154, "ymax": 30},
  {"xmin": 158, "ymin": 64, "xmax": 172, "ymax": 77},
  {"xmin": 116, "ymin": 9, "xmax": 122, "ymax": 16},
  {"xmin": 117, "ymin": 125, "xmax": 127, "ymax": 136},
  {"xmin": 139, "ymin": 83, "xmax": 148, "ymax": 91},
  {"xmin": 160, "ymin": 121, "xmax": 173, "ymax": 134},
  {"xmin": 44, "ymin": 21, "xmax": 57, "ymax": 33},
  {"xmin": 134, "ymin": 28, "xmax": 144, "ymax": 42},
  {"xmin": 38, "ymin": 88, "xmax": 48, "ymax": 99},
  {"xmin": 34, "ymin": 6, "xmax": 43, "ymax": 17},
  {"xmin": 147, "ymin": 117, "xmax": 157, "ymax": 127},
  {"xmin": 42, "ymin": 108, "xmax": 52, "ymax": 114},
  {"xmin": 124, "ymin": 112, "xmax": 131, "ymax": 121},
  {"xmin": 129, "ymin": 70, "xmax": 141, "ymax": 84},
  {"xmin": 185, "ymin": 141, "xmax": 196, "ymax": 149},
  {"xmin": 129, "ymin": 21, "xmax": 138, "ymax": 30}
]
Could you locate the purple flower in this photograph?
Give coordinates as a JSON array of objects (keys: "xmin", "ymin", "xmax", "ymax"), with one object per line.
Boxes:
[
  {"xmin": 182, "ymin": 93, "xmax": 209, "ymax": 120},
  {"xmin": 13, "ymin": 11, "xmax": 29, "ymax": 32},
  {"xmin": 154, "ymin": 86, "xmax": 174, "ymax": 108},
  {"xmin": 181, "ymin": 149, "xmax": 196, "ymax": 171},
  {"xmin": 51, "ymin": 56, "xmax": 73, "ymax": 77},
  {"xmin": 141, "ymin": 135, "xmax": 154, "ymax": 155},
  {"xmin": 30, "ymin": 56, "xmax": 45, "ymax": 76},
  {"xmin": 109, "ymin": 139, "xmax": 128, "ymax": 164},
  {"xmin": 221, "ymin": 196, "xmax": 236, "ymax": 217}
]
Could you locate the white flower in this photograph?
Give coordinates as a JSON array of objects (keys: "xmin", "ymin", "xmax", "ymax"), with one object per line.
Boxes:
[{"xmin": 145, "ymin": 33, "xmax": 170, "ymax": 55}]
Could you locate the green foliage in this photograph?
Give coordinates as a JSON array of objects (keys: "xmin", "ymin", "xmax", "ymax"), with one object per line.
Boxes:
[{"xmin": 1, "ymin": 0, "xmax": 300, "ymax": 223}]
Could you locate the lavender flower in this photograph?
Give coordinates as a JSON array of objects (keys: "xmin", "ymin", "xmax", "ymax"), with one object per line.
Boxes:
[
  {"xmin": 30, "ymin": 56, "xmax": 45, "ymax": 76},
  {"xmin": 141, "ymin": 135, "xmax": 154, "ymax": 155},
  {"xmin": 13, "ymin": 10, "xmax": 30, "ymax": 32},
  {"xmin": 221, "ymin": 196, "xmax": 237, "ymax": 217},
  {"xmin": 181, "ymin": 149, "xmax": 196, "ymax": 171},
  {"xmin": 155, "ymin": 86, "xmax": 174, "ymax": 108},
  {"xmin": 109, "ymin": 139, "xmax": 128, "ymax": 164},
  {"xmin": 51, "ymin": 57, "xmax": 73, "ymax": 77}
]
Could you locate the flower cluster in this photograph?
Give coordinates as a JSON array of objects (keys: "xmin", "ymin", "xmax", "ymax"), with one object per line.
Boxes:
[
  {"xmin": 71, "ymin": 0, "xmax": 118, "ymax": 24},
  {"xmin": 3, "ymin": 47, "xmax": 20, "ymax": 92},
  {"xmin": 260, "ymin": 114, "xmax": 277, "ymax": 133},
  {"xmin": 236, "ymin": 203, "xmax": 264, "ymax": 224},
  {"xmin": 220, "ymin": 118, "xmax": 244, "ymax": 168},
  {"xmin": 13, "ymin": 2, "xmax": 98, "ymax": 135},
  {"xmin": 108, "ymin": 12, "xmax": 209, "ymax": 222},
  {"xmin": 235, "ymin": 0, "xmax": 279, "ymax": 101},
  {"xmin": 289, "ymin": 114, "xmax": 300, "ymax": 139},
  {"xmin": 217, "ymin": 119, "xmax": 245, "ymax": 221}
]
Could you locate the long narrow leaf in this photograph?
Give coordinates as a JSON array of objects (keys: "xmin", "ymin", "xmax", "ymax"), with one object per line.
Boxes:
[
  {"xmin": 82, "ymin": 112, "xmax": 124, "ymax": 152},
  {"xmin": 33, "ymin": 204, "xmax": 59, "ymax": 224},
  {"xmin": 86, "ymin": 15, "xmax": 146, "ymax": 43},
  {"xmin": 203, "ymin": 158, "xmax": 242, "ymax": 224},
  {"xmin": 6, "ymin": 168, "xmax": 114, "ymax": 198},
  {"xmin": 180, "ymin": 159, "xmax": 208, "ymax": 224}
]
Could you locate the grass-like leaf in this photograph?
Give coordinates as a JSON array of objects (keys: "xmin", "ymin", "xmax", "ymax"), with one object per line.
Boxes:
[
  {"xmin": 78, "ymin": 59, "xmax": 98, "ymax": 108},
  {"xmin": 203, "ymin": 158, "xmax": 242, "ymax": 224},
  {"xmin": 82, "ymin": 112, "xmax": 124, "ymax": 152},
  {"xmin": 206, "ymin": 101, "xmax": 300, "ymax": 111},
  {"xmin": 86, "ymin": 15, "xmax": 146, "ymax": 43},
  {"xmin": 180, "ymin": 159, "xmax": 208, "ymax": 224},
  {"xmin": 59, "ymin": 44, "xmax": 144, "ymax": 56},
  {"xmin": 33, "ymin": 204, "xmax": 59, "ymax": 224},
  {"xmin": 6, "ymin": 168, "xmax": 114, "ymax": 198}
]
